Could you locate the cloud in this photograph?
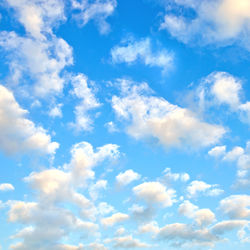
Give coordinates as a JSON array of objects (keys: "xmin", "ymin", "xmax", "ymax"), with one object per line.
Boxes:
[
  {"xmin": 157, "ymin": 223, "xmax": 219, "ymax": 248},
  {"xmin": 163, "ymin": 168, "xmax": 190, "ymax": 183},
  {"xmin": 101, "ymin": 212, "xmax": 129, "ymax": 227},
  {"xmin": 105, "ymin": 235, "xmax": 150, "ymax": 248},
  {"xmin": 138, "ymin": 221, "xmax": 160, "ymax": 235},
  {"xmin": 112, "ymin": 79, "xmax": 226, "ymax": 149},
  {"xmin": 8, "ymin": 141, "xmax": 120, "ymax": 249},
  {"xmin": 89, "ymin": 180, "xmax": 107, "ymax": 200},
  {"xmin": 111, "ymin": 38, "xmax": 173, "ymax": 73},
  {"xmin": 70, "ymin": 73, "xmax": 101, "ymax": 131},
  {"xmin": 0, "ymin": 84, "xmax": 59, "ymax": 155},
  {"xmin": 209, "ymin": 141, "xmax": 250, "ymax": 188},
  {"xmin": 133, "ymin": 182, "xmax": 176, "ymax": 207},
  {"xmin": 178, "ymin": 200, "xmax": 216, "ymax": 227},
  {"xmin": 71, "ymin": 0, "xmax": 117, "ymax": 34},
  {"xmin": 116, "ymin": 169, "xmax": 141, "ymax": 186},
  {"xmin": 5, "ymin": 0, "xmax": 65, "ymax": 40},
  {"xmin": 186, "ymin": 180, "xmax": 223, "ymax": 198},
  {"xmin": 208, "ymin": 145, "xmax": 226, "ymax": 158},
  {"xmin": 48, "ymin": 103, "xmax": 63, "ymax": 118},
  {"xmin": 219, "ymin": 195, "xmax": 250, "ymax": 219},
  {"xmin": 0, "ymin": 183, "xmax": 15, "ymax": 191},
  {"xmin": 0, "ymin": 31, "xmax": 73, "ymax": 96},
  {"xmin": 211, "ymin": 220, "xmax": 249, "ymax": 235},
  {"xmin": 160, "ymin": 0, "xmax": 250, "ymax": 49}
]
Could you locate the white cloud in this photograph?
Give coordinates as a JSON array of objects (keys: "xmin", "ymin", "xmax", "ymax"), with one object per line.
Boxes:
[
  {"xmin": 178, "ymin": 200, "xmax": 215, "ymax": 227},
  {"xmin": 0, "ymin": 31, "xmax": 73, "ymax": 96},
  {"xmin": 157, "ymin": 223, "xmax": 219, "ymax": 247},
  {"xmin": 0, "ymin": 84, "xmax": 59, "ymax": 155},
  {"xmin": 89, "ymin": 180, "xmax": 107, "ymax": 200},
  {"xmin": 116, "ymin": 169, "xmax": 141, "ymax": 186},
  {"xmin": 138, "ymin": 221, "xmax": 160, "ymax": 235},
  {"xmin": 208, "ymin": 146, "xmax": 226, "ymax": 158},
  {"xmin": 219, "ymin": 195, "xmax": 250, "ymax": 219},
  {"xmin": 70, "ymin": 73, "xmax": 101, "ymax": 131},
  {"xmin": 71, "ymin": 0, "xmax": 117, "ymax": 34},
  {"xmin": 105, "ymin": 235, "xmax": 150, "ymax": 248},
  {"xmin": 111, "ymin": 38, "xmax": 173, "ymax": 73},
  {"xmin": 160, "ymin": 0, "xmax": 250, "ymax": 49},
  {"xmin": 223, "ymin": 146, "xmax": 245, "ymax": 161},
  {"xmin": 97, "ymin": 202, "xmax": 115, "ymax": 216},
  {"xmin": 0, "ymin": 183, "xmax": 15, "ymax": 191},
  {"xmin": 101, "ymin": 212, "xmax": 129, "ymax": 227},
  {"xmin": 133, "ymin": 182, "xmax": 176, "ymax": 207},
  {"xmin": 163, "ymin": 168, "xmax": 190, "ymax": 183},
  {"xmin": 211, "ymin": 220, "xmax": 249, "ymax": 235},
  {"xmin": 5, "ymin": 0, "xmax": 65, "ymax": 40},
  {"xmin": 48, "ymin": 103, "xmax": 63, "ymax": 118},
  {"xmin": 187, "ymin": 180, "xmax": 223, "ymax": 198},
  {"xmin": 112, "ymin": 79, "xmax": 226, "ymax": 149}
]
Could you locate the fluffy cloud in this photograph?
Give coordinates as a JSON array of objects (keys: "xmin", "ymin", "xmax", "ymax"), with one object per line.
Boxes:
[
  {"xmin": 0, "ymin": 31, "xmax": 73, "ymax": 96},
  {"xmin": 111, "ymin": 38, "xmax": 173, "ymax": 73},
  {"xmin": 116, "ymin": 169, "xmax": 141, "ymax": 186},
  {"xmin": 70, "ymin": 73, "xmax": 100, "ymax": 131},
  {"xmin": 160, "ymin": 0, "xmax": 250, "ymax": 49},
  {"xmin": 8, "ymin": 141, "xmax": 120, "ymax": 249},
  {"xmin": 0, "ymin": 84, "xmax": 59, "ymax": 155},
  {"xmin": 133, "ymin": 182, "xmax": 176, "ymax": 207},
  {"xmin": 105, "ymin": 235, "xmax": 150, "ymax": 248},
  {"xmin": 101, "ymin": 212, "xmax": 129, "ymax": 227},
  {"xmin": 5, "ymin": 0, "xmax": 65, "ymax": 40},
  {"xmin": 208, "ymin": 145, "xmax": 226, "ymax": 158},
  {"xmin": 211, "ymin": 220, "xmax": 249, "ymax": 235},
  {"xmin": 71, "ymin": 0, "xmax": 117, "ymax": 34},
  {"xmin": 219, "ymin": 195, "xmax": 250, "ymax": 219},
  {"xmin": 178, "ymin": 200, "xmax": 215, "ymax": 227},
  {"xmin": 138, "ymin": 221, "xmax": 160, "ymax": 235},
  {"xmin": 157, "ymin": 223, "xmax": 219, "ymax": 247},
  {"xmin": 163, "ymin": 168, "xmax": 190, "ymax": 183},
  {"xmin": 0, "ymin": 183, "xmax": 15, "ymax": 191},
  {"xmin": 112, "ymin": 79, "xmax": 226, "ymax": 149},
  {"xmin": 186, "ymin": 181, "xmax": 223, "ymax": 198},
  {"xmin": 89, "ymin": 180, "xmax": 107, "ymax": 200}
]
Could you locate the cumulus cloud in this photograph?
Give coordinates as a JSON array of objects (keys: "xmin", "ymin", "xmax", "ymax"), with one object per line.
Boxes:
[
  {"xmin": 70, "ymin": 73, "xmax": 101, "ymax": 131},
  {"xmin": 71, "ymin": 0, "xmax": 117, "ymax": 34},
  {"xmin": 111, "ymin": 38, "xmax": 173, "ymax": 73},
  {"xmin": 209, "ymin": 141, "xmax": 250, "ymax": 187},
  {"xmin": 0, "ymin": 84, "xmax": 59, "ymax": 155},
  {"xmin": 211, "ymin": 220, "xmax": 249, "ymax": 235},
  {"xmin": 105, "ymin": 235, "xmax": 150, "ymax": 248},
  {"xmin": 178, "ymin": 200, "xmax": 216, "ymax": 227},
  {"xmin": 196, "ymin": 72, "xmax": 250, "ymax": 125},
  {"xmin": 133, "ymin": 182, "xmax": 176, "ymax": 207},
  {"xmin": 112, "ymin": 79, "xmax": 226, "ymax": 149},
  {"xmin": 138, "ymin": 221, "xmax": 160, "ymax": 235},
  {"xmin": 208, "ymin": 145, "xmax": 226, "ymax": 158},
  {"xmin": 157, "ymin": 223, "xmax": 219, "ymax": 248},
  {"xmin": 8, "ymin": 141, "xmax": 120, "ymax": 249},
  {"xmin": 163, "ymin": 168, "xmax": 190, "ymax": 183},
  {"xmin": 187, "ymin": 181, "xmax": 223, "ymax": 198},
  {"xmin": 219, "ymin": 195, "xmax": 250, "ymax": 219},
  {"xmin": 116, "ymin": 169, "xmax": 141, "ymax": 186},
  {"xmin": 160, "ymin": 0, "xmax": 250, "ymax": 49},
  {"xmin": 5, "ymin": 0, "xmax": 65, "ymax": 40},
  {"xmin": 89, "ymin": 180, "xmax": 107, "ymax": 200},
  {"xmin": 0, "ymin": 183, "xmax": 15, "ymax": 191},
  {"xmin": 1, "ymin": 0, "xmax": 73, "ymax": 97},
  {"xmin": 101, "ymin": 212, "xmax": 129, "ymax": 227}
]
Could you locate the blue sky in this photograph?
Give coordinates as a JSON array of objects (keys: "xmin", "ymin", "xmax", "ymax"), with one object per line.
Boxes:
[{"xmin": 0, "ymin": 0, "xmax": 250, "ymax": 249}]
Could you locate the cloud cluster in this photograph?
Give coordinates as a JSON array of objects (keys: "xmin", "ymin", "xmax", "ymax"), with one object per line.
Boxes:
[
  {"xmin": 160, "ymin": 0, "xmax": 250, "ymax": 49},
  {"xmin": 71, "ymin": 0, "xmax": 117, "ymax": 34},
  {"xmin": 112, "ymin": 79, "xmax": 226, "ymax": 149},
  {"xmin": 0, "ymin": 85, "xmax": 59, "ymax": 155},
  {"xmin": 111, "ymin": 38, "xmax": 173, "ymax": 73}
]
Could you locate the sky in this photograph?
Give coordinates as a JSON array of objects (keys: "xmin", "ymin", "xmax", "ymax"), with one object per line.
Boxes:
[{"xmin": 0, "ymin": 0, "xmax": 250, "ymax": 249}]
